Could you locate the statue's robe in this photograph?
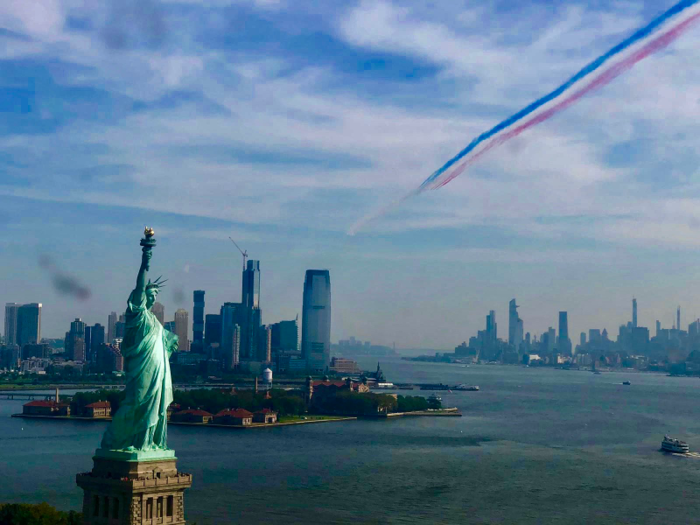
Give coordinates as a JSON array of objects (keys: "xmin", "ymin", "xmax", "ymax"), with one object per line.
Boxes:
[{"xmin": 101, "ymin": 290, "xmax": 178, "ymax": 451}]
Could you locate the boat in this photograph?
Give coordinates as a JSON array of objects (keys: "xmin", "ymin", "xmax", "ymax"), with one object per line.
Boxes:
[
  {"xmin": 622, "ymin": 381, "xmax": 631, "ymax": 385},
  {"xmin": 593, "ymin": 371, "xmax": 602, "ymax": 375},
  {"xmin": 428, "ymin": 394, "xmax": 442, "ymax": 402},
  {"xmin": 661, "ymin": 436, "xmax": 690, "ymax": 454},
  {"xmin": 420, "ymin": 383, "xmax": 450, "ymax": 391},
  {"xmin": 453, "ymin": 384, "xmax": 480, "ymax": 391}
]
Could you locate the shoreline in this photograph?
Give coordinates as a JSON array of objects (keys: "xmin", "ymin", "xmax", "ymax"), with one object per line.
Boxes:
[{"xmin": 11, "ymin": 409, "xmax": 460, "ymax": 425}]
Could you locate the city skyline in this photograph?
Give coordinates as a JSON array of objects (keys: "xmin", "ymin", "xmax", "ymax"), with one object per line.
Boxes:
[{"xmin": 4, "ymin": 287, "xmax": 699, "ymax": 351}]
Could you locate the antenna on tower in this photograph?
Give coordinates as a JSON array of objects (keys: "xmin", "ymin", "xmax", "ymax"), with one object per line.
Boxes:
[{"xmin": 229, "ymin": 237, "xmax": 248, "ymax": 271}]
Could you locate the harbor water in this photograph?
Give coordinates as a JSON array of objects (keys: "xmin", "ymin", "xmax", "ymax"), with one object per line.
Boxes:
[{"xmin": 2, "ymin": 359, "xmax": 700, "ymax": 524}]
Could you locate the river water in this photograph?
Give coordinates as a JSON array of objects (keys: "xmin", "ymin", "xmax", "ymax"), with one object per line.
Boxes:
[{"xmin": 2, "ymin": 359, "xmax": 700, "ymax": 524}]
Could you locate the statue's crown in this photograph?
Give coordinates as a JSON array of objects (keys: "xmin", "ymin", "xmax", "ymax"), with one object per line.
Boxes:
[{"xmin": 146, "ymin": 275, "xmax": 167, "ymax": 291}]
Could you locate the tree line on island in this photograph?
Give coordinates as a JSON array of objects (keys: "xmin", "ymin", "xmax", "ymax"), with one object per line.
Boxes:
[{"xmin": 69, "ymin": 388, "xmax": 440, "ymax": 418}]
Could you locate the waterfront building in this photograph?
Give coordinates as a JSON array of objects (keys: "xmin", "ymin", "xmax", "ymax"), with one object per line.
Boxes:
[
  {"xmin": 580, "ymin": 332, "xmax": 586, "ymax": 346},
  {"xmin": 213, "ymin": 408, "xmax": 252, "ymax": 426},
  {"xmin": 152, "ymin": 302, "xmax": 165, "ymax": 326},
  {"xmin": 16, "ymin": 303, "xmax": 41, "ymax": 348},
  {"xmin": 192, "ymin": 291, "xmax": 205, "ymax": 353},
  {"xmin": 253, "ymin": 409, "xmax": 277, "ymax": 424},
  {"xmin": 174, "ymin": 309, "xmax": 190, "ymax": 352},
  {"xmin": 4, "ymin": 303, "xmax": 20, "ymax": 346},
  {"xmin": 329, "ymin": 357, "xmax": 361, "ymax": 374},
  {"xmin": 22, "ymin": 399, "xmax": 70, "ymax": 416},
  {"xmin": 171, "ymin": 409, "xmax": 213, "ymax": 423},
  {"xmin": 107, "ymin": 311, "xmax": 117, "ymax": 343},
  {"xmin": 310, "ymin": 379, "xmax": 370, "ymax": 405},
  {"xmin": 301, "ymin": 269, "xmax": 331, "ymax": 371},
  {"xmin": 84, "ymin": 401, "xmax": 111, "ymax": 418}
]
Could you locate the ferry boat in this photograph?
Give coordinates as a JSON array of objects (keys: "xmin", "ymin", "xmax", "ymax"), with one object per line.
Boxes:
[
  {"xmin": 661, "ymin": 436, "xmax": 690, "ymax": 454},
  {"xmin": 428, "ymin": 394, "xmax": 442, "ymax": 403},
  {"xmin": 622, "ymin": 381, "xmax": 631, "ymax": 386}
]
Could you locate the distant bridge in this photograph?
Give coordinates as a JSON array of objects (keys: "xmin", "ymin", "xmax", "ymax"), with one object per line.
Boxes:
[{"xmin": 0, "ymin": 392, "xmax": 70, "ymax": 401}]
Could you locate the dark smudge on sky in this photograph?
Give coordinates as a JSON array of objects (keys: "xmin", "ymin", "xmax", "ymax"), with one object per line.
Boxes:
[{"xmin": 39, "ymin": 254, "xmax": 92, "ymax": 301}]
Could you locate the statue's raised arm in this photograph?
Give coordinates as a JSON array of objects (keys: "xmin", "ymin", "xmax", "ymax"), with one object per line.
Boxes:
[{"xmin": 97, "ymin": 227, "xmax": 176, "ymax": 461}]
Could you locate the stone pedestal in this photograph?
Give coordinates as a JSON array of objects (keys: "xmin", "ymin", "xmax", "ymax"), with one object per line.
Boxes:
[{"xmin": 76, "ymin": 454, "xmax": 192, "ymax": 525}]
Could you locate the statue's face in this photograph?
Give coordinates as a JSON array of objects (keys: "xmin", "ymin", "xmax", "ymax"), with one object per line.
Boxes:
[{"xmin": 146, "ymin": 289, "xmax": 158, "ymax": 309}]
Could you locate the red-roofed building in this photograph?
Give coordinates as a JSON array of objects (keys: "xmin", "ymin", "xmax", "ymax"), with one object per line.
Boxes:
[
  {"xmin": 253, "ymin": 408, "xmax": 278, "ymax": 424},
  {"xmin": 23, "ymin": 400, "xmax": 70, "ymax": 416},
  {"xmin": 167, "ymin": 403, "xmax": 181, "ymax": 421},
  {"xmin": 213, "ymin": 408, "xmax": 253, "ymax": 426},
  {"xmin": 312, "ymin": 379, "xmax": 370, "ymax": 394},
  {"xmin": 171, "ymin": 409, "xmax": 213, "ymax": 424},
  {"xmin": 84, "ymin": 401, "xmax": 111, "ymax": 418}
]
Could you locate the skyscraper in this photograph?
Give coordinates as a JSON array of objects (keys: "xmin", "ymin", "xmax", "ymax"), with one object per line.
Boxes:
[
  {"xmin": 85, "ymin": 325, "xmax": 92, "ymax": 361},
  {"xmin": 271, "ymin": 318, "xmax": 299, "ymax": 356},
  {"xmin": 259, "ymin": 325, "xmax": 272, "ymax": 363},
  {"xmin": 508, "ymin": 299, "xmax": 523, "ymax": 348},
  {"xmin": 557, "ymin": 311, "xmax": 571, "ymax": 355},
  {"xmin": 192, "ymin": 291, "xmax": 205, "ymax": 353},
  {"xmin": 90, "ymin": 323, "xmax": 105, "ymax": 363},
  {"xmin": 221, "ymin": 303, "xmax": 244, "ymax": 369},
  {"xmin": 486, "ymin": 310, "xmax": 497, "ymax": 341},
  {"xmin": 4, "ymin": 303, "xmax": 19, "ymax": 346},
  {"xmin": 66, "ymin": 318, "xmax": 86, "ymax": 362},
  {"xmin": 16, "ymin": 303, "xmax": 41, "ymax": 348},
  {"xmin": 242, "ymin": 260, "xmax": 260, "ymax": 309},
  {"xmin": 677, "ymin": 306, "xmax": 681, "ymax": 333},
  {"xmin": 152, "ymin": 302, "xmax": 165, "ymax": 326},
  {"xmin": 301, "ymin": 270, "xmax": 331, "ymax": 371},
  {"xmin": 204, "ymin": 314, "xmax": 222, "ymax": 347},
  {"xmin": 107, "ymin": 312, "xmax": 117, "ymax": 343},
  {"xmin": 174, "ymin": 309, "xmax": 190, "ymax": 352},
  {"xmin": 632, "ymin": 298, "xmax": 638, "ymax": 328}
]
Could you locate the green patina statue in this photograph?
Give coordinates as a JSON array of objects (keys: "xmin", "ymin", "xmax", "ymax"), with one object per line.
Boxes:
[{"xmin": 97, "ymin": 228, "xmax": 178, "ymax": 461}]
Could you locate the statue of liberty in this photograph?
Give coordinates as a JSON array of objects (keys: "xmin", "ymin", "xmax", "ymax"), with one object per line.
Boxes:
[{"xmin": 98, "ymin": 228, "xmax": 178, "ymax": 459}]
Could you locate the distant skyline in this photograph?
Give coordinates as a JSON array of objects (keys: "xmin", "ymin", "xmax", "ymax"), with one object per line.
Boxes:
[{"xmin": 3, "ymin": 1, "xmax": 700, "ymax": 347}]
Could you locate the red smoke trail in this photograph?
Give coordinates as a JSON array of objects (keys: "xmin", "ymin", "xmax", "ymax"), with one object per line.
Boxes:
[{"xmin": 432, "ymin": 11, "xmax": 700, "ymax": 190}]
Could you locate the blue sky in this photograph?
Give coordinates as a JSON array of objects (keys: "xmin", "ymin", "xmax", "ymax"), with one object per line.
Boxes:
[{"xmin": 2, "ymin": 0, "xmax": 700, "ymax": 348}]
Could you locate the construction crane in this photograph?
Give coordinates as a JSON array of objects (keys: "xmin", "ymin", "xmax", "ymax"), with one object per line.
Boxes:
[{"xmin": 229, "ymin": 237, "xmax": 248, "ymax": 271}]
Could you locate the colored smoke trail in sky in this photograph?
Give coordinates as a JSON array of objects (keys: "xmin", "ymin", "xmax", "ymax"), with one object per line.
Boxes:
[{"xmin": 348, "ymin": 0, "xmax": 700, "ymax": 235}]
